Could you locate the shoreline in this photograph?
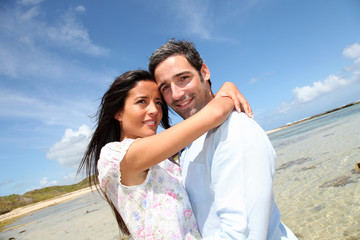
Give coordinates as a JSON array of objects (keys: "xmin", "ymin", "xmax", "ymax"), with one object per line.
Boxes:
[
  {"xmin": 0, "ymin": 187, "xmax": 96, "ymax": 223},
  {"xmin": 266, "ymin": 100, "xmax": 360, "ymax": 135}
]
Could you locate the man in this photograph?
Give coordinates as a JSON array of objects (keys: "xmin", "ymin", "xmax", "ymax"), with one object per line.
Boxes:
[{"xmin": 149, "ymin": 39, "xmax": 297, "ymax": 239}]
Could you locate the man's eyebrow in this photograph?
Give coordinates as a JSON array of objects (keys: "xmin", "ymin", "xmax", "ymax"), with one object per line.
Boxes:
[{"xmin": 174, "ymin": 71, "xmax": 192, "ymax": 78}]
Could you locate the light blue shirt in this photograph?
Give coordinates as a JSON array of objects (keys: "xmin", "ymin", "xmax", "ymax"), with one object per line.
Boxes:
[{"xmin": 180, "ymin": 112, "xmax": 297, "ymax": 239}]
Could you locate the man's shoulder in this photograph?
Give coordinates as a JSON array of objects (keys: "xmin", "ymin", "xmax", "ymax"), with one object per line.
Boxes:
[
  {"xmin": 215, "ymin": 111, "xmax": 267, "ymax": 138},
  {"xmin": 227, "ymin": 111, "xmax": 250, "ymax": 121},
  {"xmin": 223, "ymin": 111, "xmax": 260, "ymax": 129}
]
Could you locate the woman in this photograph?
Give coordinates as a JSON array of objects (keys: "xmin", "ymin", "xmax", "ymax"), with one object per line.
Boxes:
[{"xmin": 78, "ymin": 70, "xmax": 251, "ymax": 239}]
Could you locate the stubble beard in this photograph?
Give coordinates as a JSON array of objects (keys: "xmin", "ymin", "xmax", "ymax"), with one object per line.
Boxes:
[{"xmin": 174, "ymin": 93, "xmax": 212, "ymax": 120}]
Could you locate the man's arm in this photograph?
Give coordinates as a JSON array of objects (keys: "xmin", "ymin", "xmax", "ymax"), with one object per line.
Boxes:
[{"xmin": 203, "ymin": 113, "xmax": 276, "ymax": 239}]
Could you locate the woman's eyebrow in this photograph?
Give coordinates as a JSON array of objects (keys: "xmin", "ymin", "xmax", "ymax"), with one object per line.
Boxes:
[{"xmin": 134, "ymin": 95, "xmax": 148, "ymax": 100}]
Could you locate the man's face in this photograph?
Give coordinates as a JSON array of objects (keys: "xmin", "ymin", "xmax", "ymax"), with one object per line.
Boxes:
[{"xmin": 154, "ymin": 55, "xmax": 212, "ymax": 119}]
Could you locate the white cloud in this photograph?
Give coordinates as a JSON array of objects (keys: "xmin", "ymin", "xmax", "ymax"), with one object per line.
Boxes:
[
  {"xmin": 291, "ymin": 42, "xmax": 360, "ymax": 104},
  {"xmin": 167, "ymin": 0, "xmax": 259, "ymax": 41},
  {"xmin": 39, "ymin": 177, "xmax": 57, "ymax": 187},
  {"xmin": 74, "ymin": 5, "xmax": 86, "ymax": 13},
  {"xmin": 19, "ymin": 6, "xmax": 40, "ymax": 20},
  {"xmin": 63, "ymin": 172, "xmax": 77, "ymax": 182},
  {"xmin": 249, "ymin": 77, "xmax": 258, "ymax": 84},
  {"xmin": 46, "ymin": 6, "xmax": 109, "ymax": 56},
  {"xmin": 18, "ymin": 0, "xmax": 43, "ymax": 6},
  {"xmin": 0, "ymin": 89, "xmax": 95, "ymax": 127},
  {"xmin": 0, "ymin": 2, "xmax": 111, "ymax": 82},
  {"xmin": 0, "ymin": 41, "xmax": 64, "ymax": 79},
  {"xmin": 169, "ymin": 0, "xmax": 212, "ymax": 39},
  {"xmin": 0, "ymin": 0, "xmax": 108, "ymax": 67},
  {"xmin": 343, "ymin": 43, "xmax": 360, "ymax": 60},
  {"xmin": 248, "ymin": 71, "xmax": 274, "ymax": 84},
  {"xmin": 277, "ymin": 43, "xmax": 360, "ymax": 113},
  {"xmin": 46, "ymin": 125, "xmax": 92, "ymax": 168},
  {"xmin": 276, "ymin": 101, "xmax": 292, "ymax": 114},
  {"xmin": 293, "ymin": 75, "xmax": 351, "ymax": 103}
]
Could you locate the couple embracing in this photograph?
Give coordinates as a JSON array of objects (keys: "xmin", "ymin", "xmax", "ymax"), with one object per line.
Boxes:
[{"xmin": 78, "ymin": 39, "xmax": 297, "ymax": 240}]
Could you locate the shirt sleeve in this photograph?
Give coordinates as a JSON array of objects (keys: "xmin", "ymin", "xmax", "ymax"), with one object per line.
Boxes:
[
  {"xmin": 97, "ymin": 140, "xmax": 135, "ymax": 190},
  {"xmin": 203, "ymin": 113, "xmax": 276, "ymax": 239}
]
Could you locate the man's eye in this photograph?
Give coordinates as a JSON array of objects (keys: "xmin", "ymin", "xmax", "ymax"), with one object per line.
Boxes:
[{"xmin": 161, "ymin": 86, "xmax": 169, "ymax": 92}]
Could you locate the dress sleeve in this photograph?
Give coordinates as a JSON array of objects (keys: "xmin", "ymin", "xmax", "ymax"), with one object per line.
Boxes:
[
  {"xmin": 97, "ymin": 139, "xmax": 135, "ymax": 190},
  {"xmin": 204, "ymin": 113, "xmax": 276, "ymax": 239}
]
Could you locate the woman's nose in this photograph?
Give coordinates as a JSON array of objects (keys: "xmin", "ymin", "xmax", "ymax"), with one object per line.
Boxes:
[{"xmin": 147, "ymin": 101, "xmax": 159, "ymax": 114}]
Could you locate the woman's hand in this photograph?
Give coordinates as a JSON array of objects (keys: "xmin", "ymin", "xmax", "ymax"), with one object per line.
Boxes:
[{"xmin": 215, "ymin": 82, "xmax": 254, "ymax": 118}]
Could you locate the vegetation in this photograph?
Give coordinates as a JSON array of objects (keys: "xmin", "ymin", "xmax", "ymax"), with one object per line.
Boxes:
[{"xmin": 0, "ymin": 178, "xmax": 89, "ymax": 215}]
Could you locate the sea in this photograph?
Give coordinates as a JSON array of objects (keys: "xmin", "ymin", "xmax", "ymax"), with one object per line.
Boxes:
[
  {"xmin": 269, "ymin": 103, "xmax": 360, "ymax": 239},
  {"xmin": 1, "ymin": 103, "xmax": 359, "ymax": 240}
]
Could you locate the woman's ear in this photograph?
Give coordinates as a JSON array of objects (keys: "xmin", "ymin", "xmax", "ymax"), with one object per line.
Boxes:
[{"xmin": 114, "ymin": 112, "xmax": 122, "ymax": 122}]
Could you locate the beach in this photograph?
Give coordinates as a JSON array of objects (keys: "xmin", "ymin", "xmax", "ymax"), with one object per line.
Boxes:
[
  {"xmin": 0, "ymin": 189, "xmax": 125, "ymax": 240},
  {"xmin": 1, "ymin": 103, "xmax": 360, "ymax": 240}
]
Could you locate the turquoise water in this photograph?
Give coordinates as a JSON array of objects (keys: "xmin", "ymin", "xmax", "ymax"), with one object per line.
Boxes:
[
  {"xmin": 269, "ymin": 103, "xmax": 360, "ymax": 149},
  {"xmin": 269, "ymin": 103, "xmax": 360, "ymax": 240}
]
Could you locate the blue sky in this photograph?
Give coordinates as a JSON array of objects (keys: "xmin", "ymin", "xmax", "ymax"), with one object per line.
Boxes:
[{"xmin": 0, "ymin": 0, "xmax": 359, "ymax": 196}]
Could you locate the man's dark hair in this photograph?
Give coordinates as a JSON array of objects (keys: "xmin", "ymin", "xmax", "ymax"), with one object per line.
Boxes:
[{"xmin": 149, "ymin": 39, "xmax": 211, "ymax": 86}]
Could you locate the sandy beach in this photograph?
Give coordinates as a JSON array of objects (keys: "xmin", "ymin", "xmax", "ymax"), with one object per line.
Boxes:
[{"xmin": 0, "ymin": 188, "xmax": 127, "ymax": 240}]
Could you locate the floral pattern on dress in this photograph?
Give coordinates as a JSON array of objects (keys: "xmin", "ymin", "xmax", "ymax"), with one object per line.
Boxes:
[{"xmin": 97, "ymin": 139, "xmax": 201, "ymax": 239}]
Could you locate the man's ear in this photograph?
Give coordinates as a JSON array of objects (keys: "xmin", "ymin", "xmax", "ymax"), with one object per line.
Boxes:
[
  {"xmin": 200, "ymin": 63, "xmax": 211, "ymax": 81},
  {"xmin": 114, "ymin": 112, "xmax": 122, "ymax": 122}
]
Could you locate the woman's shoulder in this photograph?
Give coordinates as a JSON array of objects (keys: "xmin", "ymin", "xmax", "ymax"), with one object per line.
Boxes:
[
  {"xmin": 98, "ymin": 139, "xmax": 137, "ymax": 168},
  {"xmin": 100, "ymin": 139, "xmax": 136, "ymax": 156},
  {"xmin": 103, "ymin": 139, "xmax": 135, "ymax": 150}
]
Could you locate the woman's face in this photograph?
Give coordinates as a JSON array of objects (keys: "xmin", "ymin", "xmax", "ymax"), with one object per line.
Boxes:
[{"xmin": 116, "ymin": 80, "xmax": 163, "ymax": 141}]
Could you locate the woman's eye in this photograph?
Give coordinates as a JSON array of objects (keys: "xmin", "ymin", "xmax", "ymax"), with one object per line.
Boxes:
[
  {"xmin": 156, "ymin": 101, "xmax": 163, "ymax": 106},
  {"xmin": 137, "ymin": 100, "xmax": 146, "ymax": 104}
]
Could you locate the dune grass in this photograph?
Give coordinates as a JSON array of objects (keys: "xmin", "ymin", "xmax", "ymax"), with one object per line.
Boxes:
[{"xmin": 0, "ymin": 178, "xmax": 89, "ymax": 216}]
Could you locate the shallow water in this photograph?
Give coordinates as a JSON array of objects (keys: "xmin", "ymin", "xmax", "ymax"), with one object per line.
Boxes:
[{"xmin": 269, "ymin": 103, "xmax": 360, "ymax": 240}]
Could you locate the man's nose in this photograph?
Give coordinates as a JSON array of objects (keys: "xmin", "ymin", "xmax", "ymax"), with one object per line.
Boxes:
[{"xmin": 171, "ymin": 83, "xmax": 184, "ymax": 100}]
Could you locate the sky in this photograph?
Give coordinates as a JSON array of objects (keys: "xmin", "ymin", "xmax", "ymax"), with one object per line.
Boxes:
[{"xmin": 0, "ymin": 0, "xmax": 359, "ymax": 196}]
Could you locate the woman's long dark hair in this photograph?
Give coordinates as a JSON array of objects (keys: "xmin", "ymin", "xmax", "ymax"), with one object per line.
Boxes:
[{"xmin": 77, "ymin": 70, "xmax": 170, "ymax": 235}]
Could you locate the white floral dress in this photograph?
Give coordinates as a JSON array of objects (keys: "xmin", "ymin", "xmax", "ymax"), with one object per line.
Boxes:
[{"xmin": 97, "ymin": 139, "xmax": 201, "ymax": 240}]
